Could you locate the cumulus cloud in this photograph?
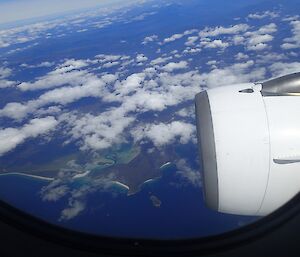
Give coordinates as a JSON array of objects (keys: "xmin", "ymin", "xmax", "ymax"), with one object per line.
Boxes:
[
  {"xmin": 130, "ymin": 11, "xmax": 157, "ymax": 22},
  {"xmin": 200, "ymin": 39, "xmax": 229, "ymax": 49},
  {"xmin": 281, "ymin": 20, "xmax": 300, "ymax": 50},
  {"xmin": 1, "ymin": 71, "xmax": 118, "ymax": 120},
  {"xmin": 176, "ymin": 106, "xmax": 195, "ymax": 118},
  {"xmin": 244, "ymin": 23, "xmax": 277, "ymax": 51},
  {"xmin": 269, "ymin": 62, "xmax": 300, "ymax": 77},
  {"xmin": 19, "ymin": 70, "xmax": 89, "ymax": 91},
  {"xmin": 248, "ymin": 11, "xmax": 279, "ymax": 20},
  {"xmin": 41, "ymin": 169, "xmax": 124, "ymax": 221},
  {"xmin": 21, "ymin": 61, "xmax": 55, "ymax": 69},
  {"xmin": 182, "ymin": 47, "xmax": 201, "ymax": 55},
  {"xmin": 96, "ymin": 54, "xmax": 123, "ymax": 63},
  {"xmin": 197, "ymin": 23, "xmax": 277, "ymax": 52},
  {"xmin": 46, "ymin": 67, "xmax": 203, "ymax": 152},
  {"xmin": 60, "ymin": 200, "xmax": 85, "ymax": 221},
  {"xmin": 175, "ymin": 159, "xmax": 201, "ymax": 187},
  {"xmin": 0, "ymin": 80, "xmax": 16, "ymax": 88},
  {"xmin": 162, "ymin": 61, "xmax": 188, "ymax": 72},
  {"xmin": 102, "ymin": 61, "xmax": 119, "ymax": 68},
  {"xmin": 150, "ymin": 56, "xmax": 173, "ymax": 65},
  {"xmin": 199, "ymin": 24, "xmax": 249, "ymax": 38},
  {"xmin": 61, "ymin": 111, "xmax": 135, "ymax": 151},
  {"xmin": 41, "ymin": 185, "xmax": 69, "ymax": 202},
  {"xmin": 142, "ymin": 35, "xmax": 158, "ymax": 44},
  {"xmin": 235, "ymin": 52, "xmax": 249, "ymax": 60},
  {"xmin": 0, "ymin": 116, "xmax": 58, "ymax": 156},
  {"xmin": 0, "ymin": 67, "xmax": 12, "ymax": 79},
  {"xmin": 131, "ymin": 121, "xmax": 196, "ymax": 147},
  {"xmin": 136, "ymin": 54, "xmax": 148, "ymax": 63},
  {"xmin": 185, "ymin": 36, "xmax": 198, "ymax": 46},
  {"xmin": 163, "ymin": 33, "xmax": 185, "ymax": 43},
  {"xmin": 0, "ymin": 67, "xmax": 17, "ymax": 88},
  {"xmin": 256, "ymin": 52, "xmax": 287, "ymax": 64},
  {"xmin": 18, "ymin": 59, "xmax": 92, "ymax": 91},
  {"xmin": 162, "ymin": 29, "xmax": 198, "ymax": 44},
  {"xmin": 202, "ymin": 61, "xmax": 266, "ymax": 88}
]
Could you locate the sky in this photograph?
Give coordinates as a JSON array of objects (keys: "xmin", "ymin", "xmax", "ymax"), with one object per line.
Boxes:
[{"xmin": 0, "ymin": 0, "xmax": 127, "ymax": 25}]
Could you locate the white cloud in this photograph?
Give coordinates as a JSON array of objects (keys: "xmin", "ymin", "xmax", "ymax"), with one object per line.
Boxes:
[
  {"xmin": 60, "ymin": 200, "xmax": 85, "ymax": 221},
  {"xmin": 176, "ymin": 106, "xmax": 195, "ymax": 118},
  {"xmin": 182, "ymin": 47, "xmax": 201, "ymax": 55},
  {"xmin": 1, "ymin": 69, "xmax": 118, "ymax": 120},
  {"xmin": 248, "ymin": 11, "xmax": 279, "ymax": 20},
  {"xmin": 0, "ymin": 116, "xmax": 58, "ymax": 156},
  {"xmin": 142, "ymin": 35, "xmax": 158, "ymax": 44},
  {"xmin": 102, "ymin": 61, "xmax": 119, "ymax": 68},
  {"xmin": 199, "ymin": 24, "xmax": 249, "ymax": 38},
  {"xmin": 41, "ymin": 171, "xmax": 123, "ymax": 221},
  {"xmin": 256, "ymin": 53, "xmax": 286, "ymax": 64},
  {"xmin": 0, "ymin": 67, "xmax": 17, "ymax": 88},
  {"xmin": 255, "ymin": 23, "xmax": 278, "ymax": 34},
  {"xmin": 235, "ymin": 52, "xmax": 249, "ymax": 60},
  {"xmin": 281, "ymin": 20, "xmax": 300, "ymax": 50},
  {"xmin": 269, "ymin": 62, "xmax": 300, "ymax": 77},
  {"xmin": 112, "ymin": 73, "xmax": 146, "ymax": 96},
  {"xmin": 175, "ymin": 159, "xmax": 201, "ymax": 187},
  {"xmin": 232, "ymin": 35, "xmax": 245, "ymax": 45},
  {"xmin": 163, "ymin": 33, "xmax": 184, "ymax": 43},
  {"xmin": 131, "ymin": 121, "xmax": 196, "ymax": 147},
  {"xmin": 185, "ymin": 36, "xmax": 198, "ymax": 46},
  {"xmin": 130, "ymin": 11, "xmax": 157, "ymax": 22},
  {"xmin": 206, "ymin": 60, "xmax": 218, "ymax": 66},
  {"xmin": 41, "ymin": 185, "xmax": 69, "ymax": 202},
  {"xmin": 43, "ymin": 67, "xmax": 204, "ymax": 152},
  {"xmin": 0, "ymin": 67, "xmax": 12, "ymax": 79},
  {"xmin": 95, "ymin": 54, "xmax": 122, "ymax": 63},
  {"xmin": 162, "ymin": 29, "xmax": 198, "ymax": 44},
  {"xmin": 244, "ymin": 23, "xmax": 277, "ymax": 51},
  {"xmin": 248, "ymin": 34, "xmax": 274, "ymax": 46},
  {"xmin": 202, "ymin": 61, "xmax": 266, "ymax": 88},
  {"xmin": 18, "ymin": 59, "xmax": 91, "ymax": 91},
  {"xmin": 150, "ymin": 56, "xmax": 172, "ymax": 65},
  {"xmin": 200, "ymin": 39, "xmax": 229, "ymax": 49},
  {"xmin": 136, "ymin": 54, "xmax": 148, "ymax": 63},
  {"xmin": 19, "ymin": 70, "xmax": 90, "ymax": 91},
  {"xmin": 162, "ymin": 61, "xmax": 188, "ymax": 72},
  {"xmin": 248, "ymin": 43, "xmax": 269, "ymax": 51},
  {"xmin": 61, "ymin": 111, "xmax": 134, "ymax": 151},
  {"xmin": 0, "ymin": 80, "xmax": 16, "ymax": 88},
  {"xmin": 21, "ymin": 61, "xmax": 55, "ymax": 69}
]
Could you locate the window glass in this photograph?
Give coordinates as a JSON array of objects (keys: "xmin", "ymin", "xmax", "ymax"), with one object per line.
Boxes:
[{"xmin": 0, "ymin": 0, "xmax": 299, "ymax": 239}]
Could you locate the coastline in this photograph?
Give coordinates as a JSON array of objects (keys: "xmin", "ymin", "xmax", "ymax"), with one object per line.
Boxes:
[
  {"xmin": 73, "ymin": 170, "xmax": 91, "ymax": 179},
  {"xmin": 160, "ymin": 162, "xmax": 172, "ymax": 169},
  {"xmin": 0, "ymin": 172, "xmax": 54, "ymax": 182},
  {"xmin": 111, "ymin": 181, "xmax": 130, "ymax": 191}
]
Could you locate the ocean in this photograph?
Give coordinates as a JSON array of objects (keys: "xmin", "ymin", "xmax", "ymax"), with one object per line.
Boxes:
[{"xmin": 0, "ymin": 167, "xmax": 256, "ymax": 239}]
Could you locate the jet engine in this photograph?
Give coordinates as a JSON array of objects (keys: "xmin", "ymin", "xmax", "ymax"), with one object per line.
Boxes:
[{"xmin": 195, "ymin": 72, "xmax": 300, "ymax": 216}]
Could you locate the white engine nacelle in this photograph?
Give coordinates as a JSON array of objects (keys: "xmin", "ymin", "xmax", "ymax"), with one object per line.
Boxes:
[{"xmin": 195, "ymin": 72, "xmax": 300, "ymax": 216}]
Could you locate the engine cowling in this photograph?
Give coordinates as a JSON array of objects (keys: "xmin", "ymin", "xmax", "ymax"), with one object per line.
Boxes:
[{"xmin": 195, "ymin": 72, "xmax": 300, "ymax": 216}]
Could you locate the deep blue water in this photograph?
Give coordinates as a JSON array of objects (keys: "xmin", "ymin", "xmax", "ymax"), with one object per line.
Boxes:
[{"xmin": 0, "ymin": 168, "xmax": 256, "ymax": 239}]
